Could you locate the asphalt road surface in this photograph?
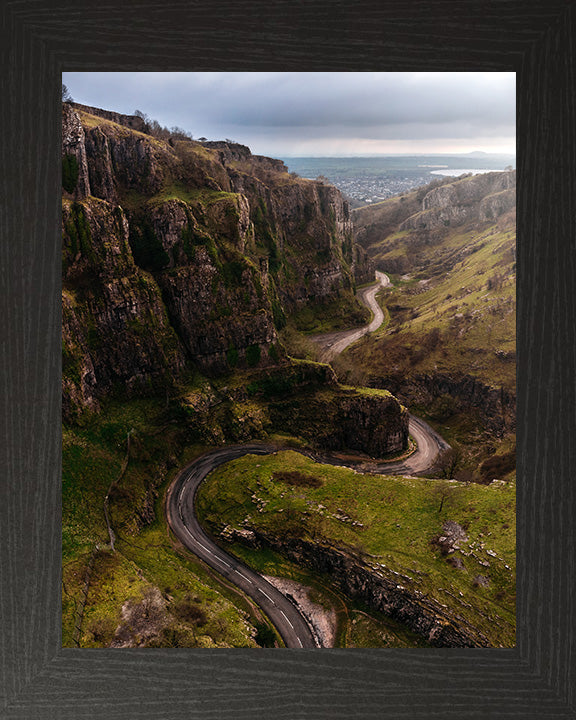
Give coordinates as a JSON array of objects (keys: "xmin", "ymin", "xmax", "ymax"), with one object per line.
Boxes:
[
  {"xmin": 166, "ymin": 270, "xmax": 450, "ymax": 648},
  {"xmin": 166, "ymin": 444, "xmax": 318, "ymax": 649},
  {"xmin": 312, "ymin": 270, "xmax": 391, "ymax": 362}
]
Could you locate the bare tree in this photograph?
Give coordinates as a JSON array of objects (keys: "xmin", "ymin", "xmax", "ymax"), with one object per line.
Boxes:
[
  {"xmin": 62, "ymin": 84, "xmax": 73, "ymax": 103},
  {"xmin": 431, "ymin": 479, "xmax": 463, "ymax": 514},
  {"xmin": 432, "ymin": 447, "xmax": 462, "ymax": 480}
]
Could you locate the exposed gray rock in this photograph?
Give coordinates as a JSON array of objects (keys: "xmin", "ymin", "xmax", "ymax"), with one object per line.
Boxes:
[
  {"xmin": 251, "ymin": 531, "xmax": 492, "ymax": 647},
  {"xmin": 400, "ymin": 171, "xmax": 516, "ymax": 231},
  {"xmin": 62, "ymin": 104, "xmax": 90, "ymax": 198}
]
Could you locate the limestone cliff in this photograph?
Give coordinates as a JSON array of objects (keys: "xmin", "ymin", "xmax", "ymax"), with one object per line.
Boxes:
[
  {"xmin": 400, "ymin": 171, "xmax": 516, "ymax": 231},
  {"xmin": 353, "ymin": 170, "xmax": 516, "ymax": 260},
  {"xmin": 62, "ymin": 197, "xmax": 187, "ymax": 419},
  {"xmin": 247, "ymin": 531, "xmax": 491, "ymax": 647},
  {"xmin": 62, "ymin": 104, "xmax": 375, "ymax": 419}
]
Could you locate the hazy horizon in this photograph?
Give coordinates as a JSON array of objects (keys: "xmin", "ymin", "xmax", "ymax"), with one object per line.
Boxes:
[{"xmin": 62, "ymin": 72, "xmax": 516, "ymax": 157}]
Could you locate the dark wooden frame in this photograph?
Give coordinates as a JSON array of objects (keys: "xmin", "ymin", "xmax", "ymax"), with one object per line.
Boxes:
[{"xmin": 1, "ymin": 1, "xmax": 574, "ymax": 717}]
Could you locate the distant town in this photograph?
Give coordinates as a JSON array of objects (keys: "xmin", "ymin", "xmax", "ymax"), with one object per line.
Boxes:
[
  {"xmin": 324, "ymin": 174, "xmax": 433, "ymax": 204},
  {"xmin": 281, "ymin": 154, "xmax": 516, "ymax": 207}
]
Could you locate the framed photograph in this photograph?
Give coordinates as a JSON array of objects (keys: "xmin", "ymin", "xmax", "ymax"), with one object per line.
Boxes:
[{"xmin": 1, "ymin": 1, "xmax": 574, "ymax": 717}]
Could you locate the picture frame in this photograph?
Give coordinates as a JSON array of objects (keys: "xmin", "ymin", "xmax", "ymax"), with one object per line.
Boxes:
[{"xmin": 1, "ymin": 1, "xmax": 574, "ymax": 717}]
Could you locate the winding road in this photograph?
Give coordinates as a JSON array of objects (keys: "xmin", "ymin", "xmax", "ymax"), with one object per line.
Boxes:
[
  {"xmin": 166, "ymin": 444, "xmax": 318, "ymax": 648},
  {"xmin": 312, "ymin": 270, "xmax": 391, "ymax": 362},
  {"xmin": 166, "ymin": 271, "xmax": 449, "ymax": 647}
]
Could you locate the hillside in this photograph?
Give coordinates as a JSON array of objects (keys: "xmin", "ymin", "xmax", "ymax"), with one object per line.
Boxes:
[
  {"xmin": 62, "ymin": 103, "xmax": 375, "ymax": 419},
  {"xmin": 198, "ymin": 451, "xmax": 516, "ymax": 648},
  {"xmin": 345, "ymin": 172, "xmax": 516, "ymax": 476},
  {"xmin": 353, "ymin": 170, "xmax": 515, "ymax": 273},
  {"xmin": 61, "ymin": 104, "xmax": 416, "ymax": 649}
]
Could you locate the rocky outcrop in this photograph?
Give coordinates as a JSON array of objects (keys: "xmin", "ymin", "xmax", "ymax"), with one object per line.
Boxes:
[
  {"xmin": 83, "ymin": 126, "xmax": 117, "ymax": 203},
  {"xmin": 71, "ymin": 103, "xmax": 148, "ymax": 133},
  {"xmin": 337, "ymin": 391, "xmax": 409, "ymax": 456},
  {"xmin": 62, "ymin": 104, "xmax": 91, "ymax": 198},
  {"xmin": 268, "ymin": 386, "xmax": 409, "ymax": 458},
  {"xmin": 400, "ymin": 171, "xmax": 516, "ymax": 231},
  {"xmin": 61, "ymin": 104, "xmax": 376, "ymax": 416},
  {"xmin": 351, "ymin": 244, "xmax": 375, "ymax": 285},
  {"xmin": 247, "ymin": 531, "xmax": 490, "ymax": 647},
  {"xmin": 479, "ymin": 188, "xmax": 516, "ymax": 222},
  {"xmin": 368, "ymin": 372, "xmax": 516, "ymax": 436}
]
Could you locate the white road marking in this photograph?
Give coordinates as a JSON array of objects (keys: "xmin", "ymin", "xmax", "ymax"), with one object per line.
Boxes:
[
  {"xmin": 279, "ymin": 610, "xmax": 293, "ymax": 630},
  {"xmin": 180, "ymin": 526, "xmax": 230, "ymax": 565},
  {"xmin": 196, "ymin": 540, "xmax": 212, "ymax": 554},
  {"xmin": 297, "ymin": 637, "xmax": 303, "ymax": 647},
  {"xmin": 181, "ymin": 524, "xmax": 199, "ymax": 544},
  {"xmin": 235, "ymin": 570, "xmax": 253, "ymax": 584},
  {"xmin": 258, "ymin": 587, "xmax": 275, "ymax": 604}
]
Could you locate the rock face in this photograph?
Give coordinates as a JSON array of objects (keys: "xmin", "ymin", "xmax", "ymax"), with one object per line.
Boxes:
[
  {"xmin": 249, "ymin": 531, "xmax": 490, "ymax": 647},
  {"xmin": 267, "ymin": 385, "xmax": 409, "ymax": 458},
  {"xmin": 369, "ymin": 371, "xmax": 516, "ymax": 436},
  {"xmin": 62, "ymin": 104, "xmax": 374, "ymax": 418},
  {"xmin": 400, "ymin": 171, "xmax": 516, "ymax": 231},
  {"xmin": 62, "ymin": 104, "xmax": 91, "ymax": 199},
  {"xmin": 351, "ymin": 244, "xmax": 376, "ymax": 285},
  {"xmin": 62, "ymin": 198, "xmax": 187, "ymax": 419}
]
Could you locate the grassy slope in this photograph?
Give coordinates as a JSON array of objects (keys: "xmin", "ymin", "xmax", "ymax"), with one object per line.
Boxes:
[
  {"xmin": 62, "ymin": 364, "xmax": 407, "ymax": 647},
  {"xmin": 344, "ymin": 221, "xmax": 516, "ymax": 391},
  {"xmin": 197, "ymin": 450, "xmax": 516, "ymax": 647},
  {"xmin": 62, "ymin": 397, "xmax": 262, "ymax": 648}
]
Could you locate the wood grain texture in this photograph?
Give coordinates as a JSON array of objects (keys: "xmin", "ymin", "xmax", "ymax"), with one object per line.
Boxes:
[{"xmin": 0, "ymin": 0, "xmax": 574, "ymax": 717}]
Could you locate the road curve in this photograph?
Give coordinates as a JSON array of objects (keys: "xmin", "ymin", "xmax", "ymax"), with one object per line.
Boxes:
[
  {"xmin": 166, "ymin": 270, "xmax": 450, "ymax": 648},
  {"xmin": 165, "ymin": 431, "xmax": 448, "ymax": 649},
  {"xmin": 166, "ymin": 444, "xmax": 318, "ymax": 649},
  {"xmin": 313, "ymin": 270, "xmax": 391, "ymax": 362},
  {"xmin": 301, "ymin": 415, "xmax": 449, "ymax": 477}
]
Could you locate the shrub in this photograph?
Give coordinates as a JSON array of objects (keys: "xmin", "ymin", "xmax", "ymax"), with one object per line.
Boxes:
[
  {"xmin": 245, "ymin": 344, "xmax": 261, "ymax": 367},
  {"xmin": 129, "ymin": 219, "xmax": 170, "ymax": 271},
  {"xmin": 222, "ymin": 259, "xmax": 245, "ymax": 288},
  {"xmin": 62, "ymin": 154, "xmax": 79, "ymax": 194},
  {"xmin": 268, "ymin": 342, "xmax": 280, "ymax": 364},
  {"xmin": 227, "ymin": 345, "xmax": 239, "ymax": 368},
  {"xmin": 254, "ymin": 621, "xmax": 276, "ymax": 647},
  {"xmin": 64, "ymin": 203, "xmax": 92, "ymax": 260},
  {"xmin": 173, "ymin": 598, "xmax": 207, "ymax": 626}
]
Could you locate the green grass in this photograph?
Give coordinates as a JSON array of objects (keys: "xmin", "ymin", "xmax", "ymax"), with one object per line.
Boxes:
[
  {"xmin": 197, "ymin": 450, "xmax": 516, "ymax": 647},
  {"xmin": 119, "ymin": 185, "xmax": 238, "ymax": 212},
  {"xmin": 62, "ymin": 397, "xmax": 265, "ymax": 648},
  {"xmin": 288, "ymin": 291, "xmax": 370, "ymax": 334},
  {"xmin": 345, "ymin": 224, "xmax": 516, "ymax": 392},
  {"xmin": 149, "ymin": 185, "xmax": 239, "ymax": 208}
]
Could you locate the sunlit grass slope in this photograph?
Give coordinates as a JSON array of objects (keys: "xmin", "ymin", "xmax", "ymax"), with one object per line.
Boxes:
[{"xmin": 197, "ymin": 450, "xmax": 516, "ymax": 647}]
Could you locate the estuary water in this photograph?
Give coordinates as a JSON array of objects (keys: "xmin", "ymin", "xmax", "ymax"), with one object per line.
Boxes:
[{"xmin": 430, "ymin": 168, "xmax": 509, "ymax": 177}]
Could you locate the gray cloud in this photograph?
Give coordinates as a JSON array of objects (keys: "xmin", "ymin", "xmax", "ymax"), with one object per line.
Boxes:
[{"xmin": 63, "ymin": 72, "xmax": 516, "ymax": 155}]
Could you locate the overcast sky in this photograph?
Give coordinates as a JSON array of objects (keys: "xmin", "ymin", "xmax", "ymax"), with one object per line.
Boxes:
[{"xmin": 62, "ymin": 72, "xmax": 516, "ymax": 157}]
